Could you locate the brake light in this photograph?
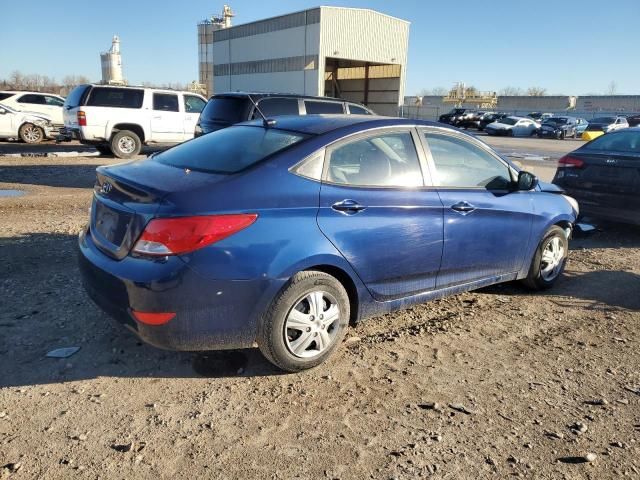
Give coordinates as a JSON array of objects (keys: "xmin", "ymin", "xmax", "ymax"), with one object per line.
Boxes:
[
  {"xmin": 558, "ymin": 155, "xmax": 584, "ymax": 168},
  {"xmin": 132, "ymin": 310, "xmax": 176, "ymax": 325},
  {"xmin": 77, "ymin": 110, "xmax": 87, "ymax": 126},
  {"xmin": 133, "ymin": 214, "xmax": 258, "ymax": 256}
]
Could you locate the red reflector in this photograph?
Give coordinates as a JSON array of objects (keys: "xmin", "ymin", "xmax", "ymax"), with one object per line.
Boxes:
[
  {"xmin": 132, "ymin": 311, "xmax": 176, "ymax": 325},
  {"xmin": 558, "ymin": 155, "xmax": 584, "ymax": 168},
  {"xmin": 133, "ymin": 214, "xmax": 258, "ymax": 256}
]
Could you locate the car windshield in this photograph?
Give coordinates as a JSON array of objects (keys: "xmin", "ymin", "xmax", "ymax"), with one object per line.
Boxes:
[
  {"xmin": 200, "ymin": 96, "xmax": 247, "ymax": 124},
  {"xmin": 544, "ymin": 118, "xmax": 567, "ymax": 125},
  {"xmin": 591, "ymin": 117, "xmax": 616, "ymax": 124},
  {"xmin": 155, "ymin": 126, "xmax": 310, "ymax": 174},
  {"xmin": 583, "ymin": 131, "xmax": 640, "ymax": 153},
  {"xmin": 500, "ymin": 118, "xmax": 518, "ymax": 126}
]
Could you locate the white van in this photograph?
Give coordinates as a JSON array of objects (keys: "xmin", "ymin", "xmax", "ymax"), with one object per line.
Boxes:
[{"xmin": 62, "ymin": 84, "xmax": 207, "ymax": 158}]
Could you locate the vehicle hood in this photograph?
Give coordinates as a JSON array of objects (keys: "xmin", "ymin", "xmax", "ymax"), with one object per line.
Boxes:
[{"xmin": 538, "ymin": 180, "xmax": 564, "ymax": 193}]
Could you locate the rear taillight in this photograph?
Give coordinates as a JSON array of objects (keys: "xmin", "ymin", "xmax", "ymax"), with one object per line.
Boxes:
[
  {"xmin": 77, "ymin": 110, "xmax": 86, "ymax": 126},
  {"xmin": 558, "ymin": 155, "xmax": 584, "ymax": 168},
  {"xmin": 132, "ymin": 310, "xmax": 175, "ymax": 325},
  {"xmin": 132, "ymin": 214, "xmax": 258, "ymax": 256}
]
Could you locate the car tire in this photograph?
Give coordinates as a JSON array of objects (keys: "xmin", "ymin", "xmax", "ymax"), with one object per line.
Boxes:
[
  {"xmin": 558, "ymin": 131, "xmax": 565, "ymax": 140},
  {"xmin": 95, "ymin": 145, "xmax": 112, "ymax": 156},
  {"xmin": 507, "ymin": 130, "xmax": 514, "ymax": 137},
  {"xmin": 19, "ymin": 123, "xmax": 44, "ymax": 144},
  {"xmin": 522, "ymin": 225, "xmax": 568, "ymax": 291},
  {"xmin": 110, "ymin": 130, "xmax": 141, "ymax": 159},
  {"xmin": 258, "ymin": 271, "xmax": 350, "ymax": 372}
]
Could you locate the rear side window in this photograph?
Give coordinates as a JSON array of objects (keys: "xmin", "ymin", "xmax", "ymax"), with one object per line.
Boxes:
[
  {"xmin": 583, "ymin": 131, "xmax": 640, "ymax": 153},
  {"xmin": 156, "ymin": 126, "xmax": 309, "ymax": 174},
  {"xmin": 87, "ymin": 88, "xmax": 144, "ymax": 108},
  {"xmin": 326, "ymin": 131, "xmax": 423, "ymax": 187},
  {"xmin": 348, "ymin": 104, "xmax": 370, "ymax": 115},
  {"xmin": 305, "ymin": 101, "xmax": 344, "ymax": 114},
  {"xmin": 184, "ymin": 95, "xmax": 206, "ymax": 113},
  {"xmin": 153, "ymin": 93, "xmax": 179, "ymax": 112},
  {"xmin": 64, "ymin": 85, "xmax": 90, "ymax": 108},
  {"xmin": 17, "ymin": 94, "xmax": 46, "ymax": 105},
  {"xmin": 200, "ymin": 96, "xmax": 247, "ymax": 124},
  {"xmin": 0, "ymin": 93, "xmax": 13, "ymax": 101},
  {"xmin": 255, "ymin": 98, "xmax": 299, "ymax": 118}
]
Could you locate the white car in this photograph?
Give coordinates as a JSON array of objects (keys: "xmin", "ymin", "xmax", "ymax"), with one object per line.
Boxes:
[
  {"xmin": 0, "ymin": 104, "xmax": 54, "ymax": 143},
  {"xmin": 0, "ymin": 91, "xmax": 65, "ymax": 126},
  {"xmin": 485, "ymin": 116, "xmax": 540, "ymax": 137},
  {"xmin": 63, "ymin": 84, "xmax": 207, "ymax": 158}
]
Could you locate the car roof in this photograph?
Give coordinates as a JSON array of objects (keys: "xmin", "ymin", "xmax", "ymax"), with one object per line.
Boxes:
[
  {"xmin": 212, "ymin": 91, "xmax": 348, "ymax": 102},
  {"xmin": 236, "ymin": 115, "xmax": 446, "ymax": 135}
]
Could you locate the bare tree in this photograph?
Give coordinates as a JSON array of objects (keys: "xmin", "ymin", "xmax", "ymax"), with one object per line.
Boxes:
[
  {"xmin": 417, "ymin": 87, "xmax": 448, "ymax": 96},
  {"xmin": 499, "ymin": 86, "xmax": 523, "ymax": 96},
  {"xmin": 606, "ymin": 81, "xmax": 617, "ymax": 95},
  {"xmin": 527, "ymin": 86, "xmax": 547, "ymax": 96}
]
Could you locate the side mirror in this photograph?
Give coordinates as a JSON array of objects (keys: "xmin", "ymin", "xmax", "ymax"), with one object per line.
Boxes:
[{"xmin": 517, "ymin": 171, "xmax": 538, "ymax": 191}]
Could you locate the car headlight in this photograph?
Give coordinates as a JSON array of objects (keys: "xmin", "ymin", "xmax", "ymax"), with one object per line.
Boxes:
[
  {"xmin": 34, "ymin": 119, "xmax": 51, "ymax": 127},
  {"xmin": 562, "ymin": 194, "xmax": 579, "ymax": 216}
]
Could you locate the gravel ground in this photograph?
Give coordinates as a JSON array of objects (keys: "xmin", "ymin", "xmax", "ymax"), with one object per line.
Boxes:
[{"xmin": 1, "ymin": 155, "xmax": 639, "ymax": 479}]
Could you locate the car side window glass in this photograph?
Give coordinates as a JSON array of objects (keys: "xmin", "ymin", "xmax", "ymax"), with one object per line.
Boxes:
[
  {"xmin": 423, "ymin": 132, "xmax": 512, "ymax": 189},
  {"xmin": 305, "ymin": 101, "xmax": 344, "ymax": 114},
  {"xmin": 183, "ymin": 95, "xmax": 206, "ymax": 113},
  {"xmin": 348, "ymin": 104, "xmax": 369, "ymax": 115},
  {"xmin": 45, "ymin": 96, "xmax": 64, "ymax": 107},
  {"xmin": 326, "ymin": 131, "xmax": 423, "ymax": 187},
  {"xmin": 153, "ymin": 93, "xmax": 179, "ymax": 112},
  {"xmin": 17, "ymin": 94, "xmax": 46, "ymax": 105},
  {"xmin": 87, "ymin": 88, "xmax": 144, "ymax": 108},
  {"xmin": 254, "ymin": 98, "xmax": 299, "ymax": 118}
]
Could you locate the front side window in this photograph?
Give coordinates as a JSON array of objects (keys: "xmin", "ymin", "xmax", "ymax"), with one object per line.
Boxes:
[
  {"xmin": 305, "ymin": 101, "xmax": 344, "ymax": 114},
  {"xmin": 17, "ymin": 94, "xmax": 46, "ymax": 105},
  {"xmin": 183, "ymin": 95, "xmax": 206, "ymax": 113},
  {"xmin": 153, "ymin": 93, "xmax": 179, "ymax": 112},
  {"xmin": 326, "ymin": 131, "xmax": 423, "ymax": 187},
  {"xmin": 423, "ymin": 132, "xmax": 512, "ymax": 189},
  {"xmin": 45, "ymin": 96, "xmax": 64, "ymax": 107},
  {"xmin": 348, "ymin": 104, "xmax": 370, "ymax": 115}
]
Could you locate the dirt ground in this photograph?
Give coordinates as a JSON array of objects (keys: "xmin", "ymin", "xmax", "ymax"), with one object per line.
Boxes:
[{"xmin": 1, "ymin": 155, "xmax": 639, "ymax": 479}]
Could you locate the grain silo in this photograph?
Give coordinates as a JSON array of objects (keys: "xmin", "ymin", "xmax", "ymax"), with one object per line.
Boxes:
[{"xmin": 100, "ymin": 35, "xmax": 125, "ymax": 85}]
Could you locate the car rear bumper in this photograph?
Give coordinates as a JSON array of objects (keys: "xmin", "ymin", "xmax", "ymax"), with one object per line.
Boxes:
[
  {"xmin": 558, "ymin": 188, "xmax": 640, "ymax": 225},
  {"xmin": 78, "ymin": 226, "xmax": 275, "ymax": 351}
]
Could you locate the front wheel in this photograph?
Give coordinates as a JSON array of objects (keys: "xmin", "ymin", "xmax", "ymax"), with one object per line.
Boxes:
[
  {"xmin": 522, "ymin": 226, "xmax": 568, "ymax": 290},
  {"xmin": 258, "ymin": 271, "xmax": 350, "ymax": 372},
  {"xmin": 19, "ymin": 123, "xmax": 44, "ymax": 143}
]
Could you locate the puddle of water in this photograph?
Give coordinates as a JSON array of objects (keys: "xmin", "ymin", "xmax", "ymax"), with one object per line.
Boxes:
[{"xmin": 0, "ymin": 189, "xmax": 25, "ymax": 197}]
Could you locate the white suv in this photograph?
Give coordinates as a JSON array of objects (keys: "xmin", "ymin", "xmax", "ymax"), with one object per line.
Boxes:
[
  {"xmin": 0, "ymin": 91, "xmax": 65, "ymax": 126},
  {"xmin": 62, "ymin": 84, "xmax": 207, "ymax": 158}
]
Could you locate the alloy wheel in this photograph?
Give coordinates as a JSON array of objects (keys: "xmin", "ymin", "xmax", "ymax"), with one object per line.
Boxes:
[
  {"xmin": 540, "ymin": 236, "xmax": 565, "ymax": 281},
  {"xmin": 22, "ymin": 125, "xmax": 43, "ymax": 143}
]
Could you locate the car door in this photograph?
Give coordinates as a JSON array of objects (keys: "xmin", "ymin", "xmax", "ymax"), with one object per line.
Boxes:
[
  {"xmin": 182, "ymin": 94, "xmax": 206, "ymax": 140},
  {"xmin": 317, "ymin": 128, "xmax": 444, "ymax": 301},
  {"xmin": 150, "ymin": 93, "xmax": 183, "ymax": 142},
  {"xmin": 419, "ymin": 128, "xmax": 534, "ymax": 288},
  {"xmin": 43, "ymin": 95, "xmax": 64, "ymax": 125},
  {"xmin": 0, "ymin": 106, "xmax": 14, "ymax": 136}
]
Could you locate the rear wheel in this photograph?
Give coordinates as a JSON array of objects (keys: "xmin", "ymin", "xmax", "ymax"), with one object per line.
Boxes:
[
  {"xmin": 258, "ymin": 271, "xmax": 350, "ymax": 372},
  {"xmin": 19, "ymin": 123, "xmax": 44, "ymax": 143},
  {"xmin": 110, "ymin": 130, "xmax": 141, "ymax": 159},
  {"xmin": 522, "ymin": 226, "xmax": 568, "ymax": 290}
]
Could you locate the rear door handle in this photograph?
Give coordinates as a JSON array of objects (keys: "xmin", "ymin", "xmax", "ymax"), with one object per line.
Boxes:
[
  {"xmin": 331, "ymin": 199, "xmax": 366, "ymax": 214},
  {"xmin": 451, "ymin": 201, "xmax": 476, "ymax": 213}
]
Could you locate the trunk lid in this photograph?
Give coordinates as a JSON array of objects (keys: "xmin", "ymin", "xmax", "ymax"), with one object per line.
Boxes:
[{"xmin": 91, "ymin": 157, "xmax": 229, "ymax": 259}]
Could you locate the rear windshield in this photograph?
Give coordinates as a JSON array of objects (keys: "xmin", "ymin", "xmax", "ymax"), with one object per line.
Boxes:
[
  {"xmin": 155, "ymin": 126, "xmax": 310, "ymax": 174},
  {"xmin": 64, "ymin": 85, "xmax": 90, "ymax": 108},
  {"xmin": 200, "ymin": 96, "xmax": 247, "ymax": 124},
  {"xmin": 583, "ymin": 131, "xmax": 640, "ymax": 153},
  {"xmin": 500, "ymin": 118, "xmax": 518, "ymax": 126},
  {"xmin": 591, "ymin": 117, "xmax": 615, "ymax": 124},
  {"xmin": 87, "ymin": 87, "xmax": 144, "ymax": 108}
]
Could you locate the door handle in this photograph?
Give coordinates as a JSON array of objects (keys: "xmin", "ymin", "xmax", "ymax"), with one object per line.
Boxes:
[
  {"xmin": 331, "ymin": 199, "xmax": 366, "ymax": 214},
  {"xmin": 451, "ymin": 201, "xmax": 476, "ymax": 213}
]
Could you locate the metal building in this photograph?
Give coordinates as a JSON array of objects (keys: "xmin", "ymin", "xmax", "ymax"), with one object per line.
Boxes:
[
  {"xmin": 197, "ymin": 6, "xmax": 409, "ymax": 116},
  {"xmin": 100, "ymin": 36, "xmax": 125, "ymax": 85}
]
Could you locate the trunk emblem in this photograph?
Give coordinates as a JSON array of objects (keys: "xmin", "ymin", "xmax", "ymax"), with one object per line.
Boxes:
[
  {"xmin": 100, "ymin": 182, "xmax": 113, "ymax": 194},
  {"xmin": 606, "ymin": 158, "xmax": 617, "ymax": 164}
]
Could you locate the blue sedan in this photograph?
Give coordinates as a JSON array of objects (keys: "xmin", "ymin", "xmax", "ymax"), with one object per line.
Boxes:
[{"xmin": 78, "ymin": 115, "xmax": 578, "ymax": 372}]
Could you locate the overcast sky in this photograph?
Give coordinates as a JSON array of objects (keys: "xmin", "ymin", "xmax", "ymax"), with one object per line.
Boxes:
[{"xmin": 1, "ymin": 0, "xmax": 639, "ymax": 95}]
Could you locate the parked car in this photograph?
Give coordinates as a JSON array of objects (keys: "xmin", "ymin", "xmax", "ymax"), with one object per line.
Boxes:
[
  {"xmin": 478, "ymin": 112, "xmax": 509, "ymax": 131},
  {"xmin": 528, "ymin": 112, "xmax": 553, "ymax": 123},
  {"xmin": 553, "ymin": 128, "xmax": 640, "ymax": 225},
  {"xmin": 626, "ymin": 114, "xmax": 640, "ymax": 127},
  {"xmin": 537, "ymin": 116, "xmax": 578, "ymax": 139},
  {"xmin": 438, "ymin": 108, "xmax": 473, "ymax": 126},
  {"xmin": 0, "ymin": 104, "xmax": 55, "ymax": 143},
  {"xmin": 575, "ymin": 118, "xmax": 589, "ymax": 136},
  {"xmin": 79, "ymin": 115, "xmax": 578, "ymax": 372},
  {"xmin": 457, "ymin": 111, "xmax": 489, "ymax": 129},
  {"xmin": 62, "ymin": 84, "xmax": 207, "ymax": 158},
  {"xmin": 195, "ymin": 92, "xmax": 373, "ymax": 137},
  {"xmin": 0, "ymin": 91, "xmax": 65, "ymax": 127},
  {"xmin": 581, "ymin": 116, "xmax": 629, "ymax": 141},
  {"xmin": 485, "ymin": 116, "xmax": 540, "ymax": 137}
]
